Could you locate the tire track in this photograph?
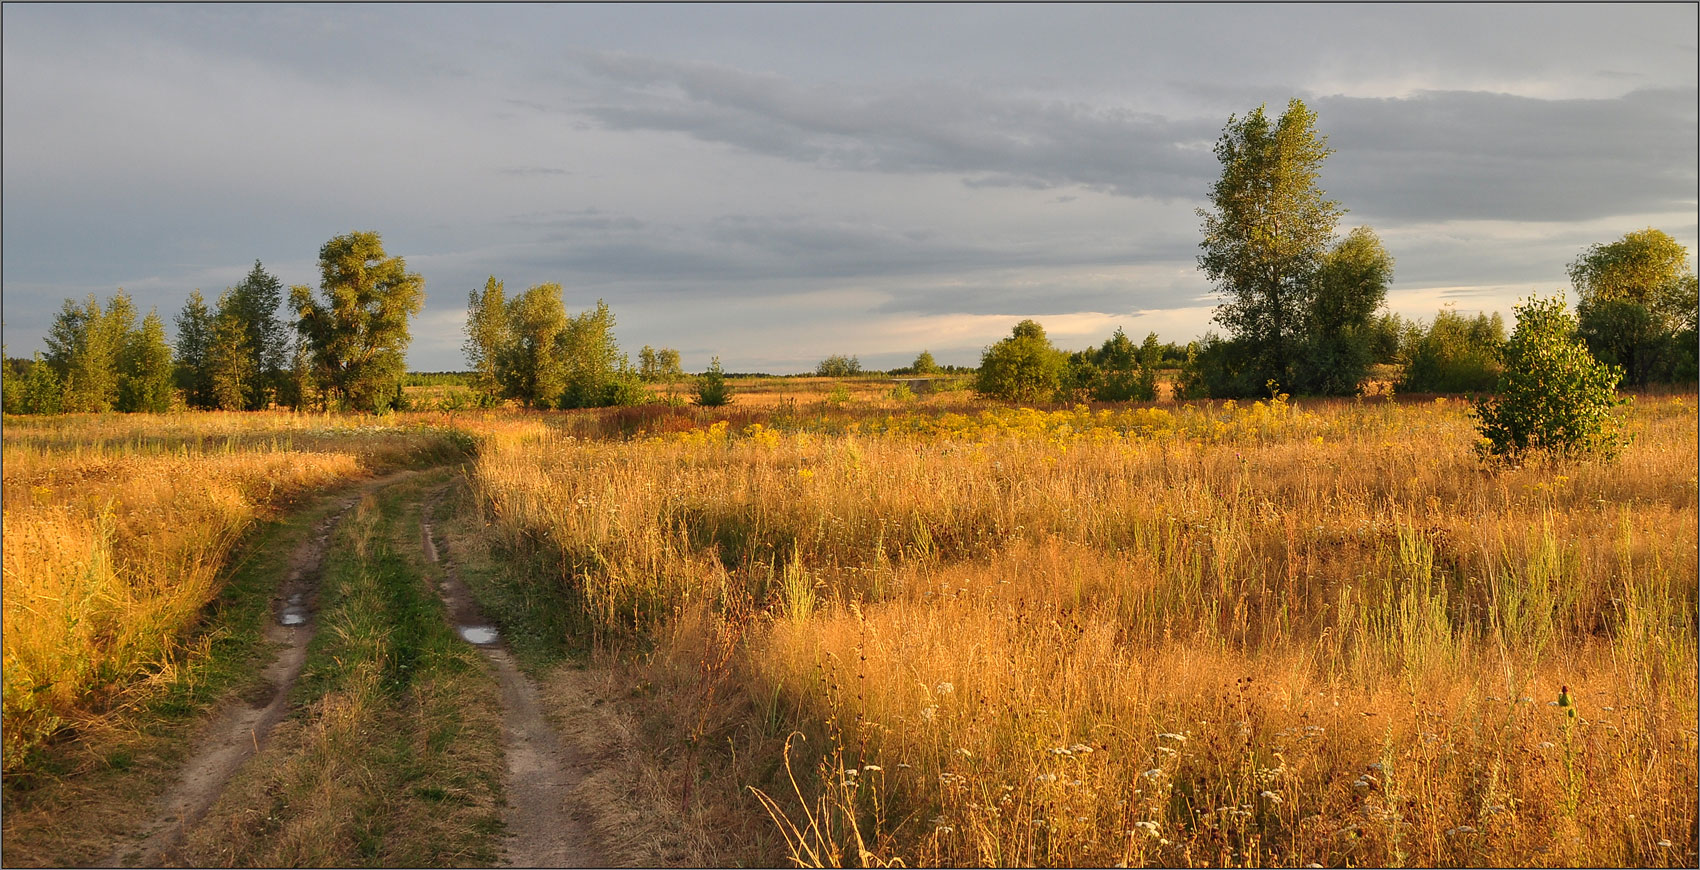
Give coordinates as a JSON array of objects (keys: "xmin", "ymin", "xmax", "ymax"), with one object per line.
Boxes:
[
  {"xmin": 420, "ymin": 508, "xmax": 607, "ymax": 868},
  {"xmin": 106, "ymin": 502, "xmax": 352, "ymax": 867}
]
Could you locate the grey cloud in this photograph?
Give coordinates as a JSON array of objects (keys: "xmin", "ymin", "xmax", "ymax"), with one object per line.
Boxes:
[
  {"xmin": 578, "ymin": 52, "xmax": 1219, "ymax": 200},
  {"xmin": 497, "ymin": 166, "xmax": 572, "ymax": 177},
  {"xmin": 1319, "ymin": 88, "xmax": 1698, "ymax": 223},
  {"xmin": 575, "ymin": 53, "xmax": 1695, "ymax": 224}
]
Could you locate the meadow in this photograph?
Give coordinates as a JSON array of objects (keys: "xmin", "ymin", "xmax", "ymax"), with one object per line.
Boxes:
[
  {"xmin": 1, "ymin": 412, "xmax": 470, "ymax": 768},
  {"xmin": 2, "ymin": 392, "xmax": 1694, "ymax": 867},
  {"xmin": 470, "ymin": 392, "xmax": 1697, "ymax": 867}
]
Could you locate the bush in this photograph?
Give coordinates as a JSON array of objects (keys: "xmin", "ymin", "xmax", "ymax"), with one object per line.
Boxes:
[
  {"xmin": 1400, "ymin": 309, "xmax": 1505, "ymax": 393},
  {"xmin": 1473, "ymin": 295, "xmax": 1627, "ymax": 462},
  {"xmin": 816, "ymin": 354, "xmax": 862, "ymax": 377},
  {"xmin": 603, "ymin": 377, "xmax": 652, "ymax": 407},
  {"xmin": 976, "ymin": 320, "xmax": 1067, "ymax": 403},
  {"xmin": 695, "ymin": 357, "xmax": 734, "ymax": 407}
]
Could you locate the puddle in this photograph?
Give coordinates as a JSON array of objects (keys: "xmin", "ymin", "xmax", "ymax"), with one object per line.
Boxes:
[
  {"xmin": 279, "ymin": 609, "xmax": 307, "ymax": 626},
  {"xmin": 458, "ymin": 625, "xmax": 499, "ymax": 645}
]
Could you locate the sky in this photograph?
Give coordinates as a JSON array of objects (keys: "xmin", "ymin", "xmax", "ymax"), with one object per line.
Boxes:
[{"xmin": 3, "ymin": 4, "xmax": 1695, "ymax": 374}]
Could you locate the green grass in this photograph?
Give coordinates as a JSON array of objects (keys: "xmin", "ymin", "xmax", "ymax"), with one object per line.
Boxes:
[{"xmin": 182, "ymin": 470, "xmax": 505, "ymax": 867}]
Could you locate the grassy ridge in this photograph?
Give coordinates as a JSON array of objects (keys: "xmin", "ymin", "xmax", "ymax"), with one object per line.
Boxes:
[{"xmin": 468, "ymin": 395, "xmax": 1698, "ymax": 866}]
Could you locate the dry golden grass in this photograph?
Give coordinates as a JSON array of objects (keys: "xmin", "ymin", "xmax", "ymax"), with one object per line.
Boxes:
[
  {"xmin": 470, "ymin": 394, "xmax": 1698, "ymax": 866},
  {"xmin": 1, "ymin": 411, "xmax": 470, "ymax": 768}
]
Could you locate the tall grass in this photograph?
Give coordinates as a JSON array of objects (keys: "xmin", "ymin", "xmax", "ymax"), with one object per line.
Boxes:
[
  {"xmin": 1, "ymin": 412, "xmax": 470, "ymax": 769},
  {"xmin": 470, "ymin": 394, "xmax": 1697, "ymax": 866}
]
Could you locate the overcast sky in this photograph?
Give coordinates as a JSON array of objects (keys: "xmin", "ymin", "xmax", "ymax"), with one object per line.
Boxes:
[{"xmin": 4, "ymin": 4, "xmax": 1695, "ymax": 373}]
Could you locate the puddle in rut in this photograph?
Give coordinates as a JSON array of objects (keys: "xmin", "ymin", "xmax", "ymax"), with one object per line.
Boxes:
[
  {"xmin": 278, "ymin": 592, "xmax": 308, "ymax": 626},
  {"xmin": 458, "ymin": 625, "xmax": 499, "ymax": 645}
]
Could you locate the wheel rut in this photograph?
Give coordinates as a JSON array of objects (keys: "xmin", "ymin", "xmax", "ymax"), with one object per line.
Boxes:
[
  {"xmin": 105, "ymin": 473, "xmax": 408, "ymax": 868},
  {"xmin": 420, "ymin": 507, "xmax": 607, "ymax": 868}
]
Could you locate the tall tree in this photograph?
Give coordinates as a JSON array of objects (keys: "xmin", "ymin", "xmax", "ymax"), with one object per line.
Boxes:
[
  {"xmin": 1296, "ymin": 226, "xmax": 1395, "ymax": 395},
  {"xmin": 1198, "ymin": 99, "xmax": 1343, "ymax": 396},
  {"xmin": 44, "ymin": 291, "xmax": 133, "ymax": 412},
  {"xmin": 117, "ymin": 310, "xmax": 175, "ymax": 412},
  {"xmin": 1569, "ymin": 228, "xmax": 1697, "ymax": 385},
  {"xmin": 560, "ymin": 299, "xmax": 621, "ymax": 408},
  {"xmin": 463, "ymin": 276, "xmax": 510, "ymax": 403},
  {"xmin": 224, "ymin": 260, "xmax": 287, "ymax": 408},
  {"xmin": 175, "ymin": 290, "xmax": 216, "ymax": 409},
  {"xmin": 208, "ymin": 290, "xmax": 258, "ymax": 411},
  {"xmin": 290, "ymin": 231, "xmax": 425, "ymax": 411},
  {"xmin": 502, "ymin": 283, "xmax": 570, "ymax": 408}
]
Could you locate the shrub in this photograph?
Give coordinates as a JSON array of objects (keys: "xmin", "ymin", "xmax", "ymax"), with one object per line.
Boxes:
[
  {"xmin": 816, "ymin": 354, "xmax": 861, "ymax": 377},
  {"xmin": 1400, "ymin": 308, "xmax": 1505, "ymax": 393},
  {"xmin": 695, "ymin": 357, "xmax": 734, "ymax": 407},
  {"xmin": 1473, "ymin": 295, "xmax": 1628, "ymax": 461},
  {"xmin": 603, "ymin": 376, "xmax": 652, "ymax": 407},
  {"xmin": 976, "ymin": 320, "xmax": 1067, "ymax": 403}
]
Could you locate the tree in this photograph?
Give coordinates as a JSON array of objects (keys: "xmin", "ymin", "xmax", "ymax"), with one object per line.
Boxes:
[
  {"xmin": 1198, "ymin": 99, "xmax": 1344, "ymax": 396},
  {"xmin": 463, "ymin": 276, "xmax": 510, "ymax": 403},
  {"xmin": 1400, "ymin": 309, "xmax": 1505, "ymax": 394},
  {"xmin": 18, "ymin": 353, "xmax": 62, "ymax": 415},
  {"xmin": 559, "ymin": 299, "xmax": 622, "ymax": 408},
  {"xmin": 1295, "ymin": 226, "xmax": 1395, "ymax": 395},
  {"xmin": 912, "ymin": 350, "xmax": 939, "ymax": 375},
  {"xmin": 637, "ymin": 345, "xmax": 684, "ymax": 383},
  {"xmin": 695, "ymin": 356, "xmax": 733, "ymax": 406},
  {"xmin": 223, "ymin": 261, "xmax": 287, "ymax": 408},
  {"xmin": 1569, "ymin": 229, "xmax": 1697, "ymax": 386},
  {"xmin": 501, "ymin": 283, "xmax": 570, "ymax": 408},
  {"xmin": 290, "ymin": 231, "xmax": 425, "ymax": 412},
  {"xmin": 1474, "ymin": 295, "xmax": 1627, "ymax": 461},
  {"xmin": 44, "ymin": 291, "xmax": 134, "ymax": 413},
  {"xmin": 117, "ymin": 310, "xmax": 175, "ymax": 413},
  {"xmin": 208, "ymin": 290, "xmax": 258, "ymax": 411},
  {"xmin": 175, "ymin": 291, "xmax": 216, "ymax": 409},
  {"xmin": 817, "ymin": 354, "xmax": 862, "ymax": 377},
  {"xmin": 976, "ymin": 319, "xmax": 1067, "ymax": 403}
]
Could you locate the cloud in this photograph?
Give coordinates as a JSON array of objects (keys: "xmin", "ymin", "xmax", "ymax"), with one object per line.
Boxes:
[{"xmin": 575, "ymin": 53, "xmax": 1696, "ymax": 225}]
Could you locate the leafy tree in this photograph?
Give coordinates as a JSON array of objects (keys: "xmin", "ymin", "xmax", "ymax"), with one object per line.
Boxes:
[
  {"xmin": 45, "ymin": 291, "xmax": 134, "ymax": 413},
  {"xmin": 463, "ymin": 276, "xmax": 510, "ymax": 403},
  {"xmin": 976, "ymin": 320, "xmax": 1067, "ymax": 403},
  {"xmin": 1474, "ymin": 295, "xmax": 1627, "ymax": 461},
  {"xmin": 1367, "ymin": 312, "xmax": 1420, "ymax": 366},
  {"xmin": 1198, "ymin": 99, "xmax": 1343, "ymax": 395},
  {"xmin": 695, "ymin": 356, "xmax": 733, "ymax": 406},
  {"xmin": 208, "ymin": 290, "xmax": 258, "ymax": 411},
  {"xmin": 1295, "ymin": 227, "xmax": 1394, "ymax": 395},
  {"xmin": 1067, "ymin": 328, "xmax": 1163, "ymax": 402},
  {"xmin": 174, "ymin": 291, "xmax": 216, "ymax": 409},
  {"xmin": 559, "ymin": 299, "xmax": 622, "ymax": 408},
  {"xmin": 117, "ymin": 310, "xmax": 174, "ymax": 412},
  {"xmin": 224, "ymin": 260, "xmax": 287, "ymax": 408},
  {"xmin": 816, "ymin": 354, "xmax": 862, "ymax": 377},
  {"xmin": 1569, "ymin": 229, "xmax": 1697, "ymax": 386},
  {"xmin": 501, "ymin": 283, "xmax": 570, "ymax": 409},
  {"xmin": 290, "ymin": 231, "xmax": 425, "ymax": 412},
  {"xmin": 1400, "ymin": 309, "xmax": 1505, "ymax": 393},
  {"xmin": 19, "ymin": 353, "xmax": 62, "ymax": 415},
  {"xmin": 637, "ymin": 345, "xmax": 684, "ymax": 382},
  {"xmin": 912, "ymin": 350, "xmax": 939, "ymax": 375},
  {"xmin": 276, "ymin": 332, "xmax": 316, "ymax": 411}
]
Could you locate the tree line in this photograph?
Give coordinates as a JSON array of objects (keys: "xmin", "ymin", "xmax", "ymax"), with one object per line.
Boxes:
[
  {"xmin": 971, "ymin": 99, "xmax": 1695, "ymax": 404},
  {"xmin": 7, "ymin": 232, "xmax": 425, "ymax": 414}
]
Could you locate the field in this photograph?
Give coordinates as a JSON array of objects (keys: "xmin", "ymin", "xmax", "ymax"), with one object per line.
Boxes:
[
  {"xmin": 2, "ymin": 393, "xmax": 1695, "ymax": 867},
  {"xmin": 472, "ymin": 393, "xmax": 1697, "ymax": 866}
]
